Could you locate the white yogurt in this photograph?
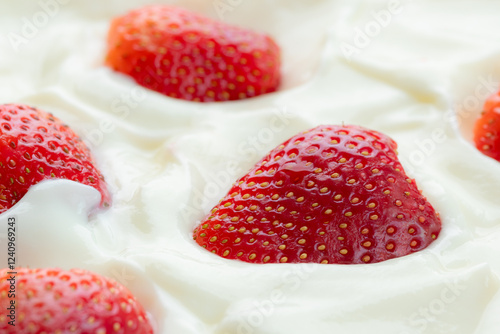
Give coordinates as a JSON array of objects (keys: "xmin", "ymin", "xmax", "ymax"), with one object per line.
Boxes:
[{"xmin": 1, "ymin": 0, "xmax": 500, "ymax": 333}]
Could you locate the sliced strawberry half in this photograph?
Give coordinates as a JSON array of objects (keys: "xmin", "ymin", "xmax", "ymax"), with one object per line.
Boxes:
[
  {"xmin": 193, "ymin": 125, "xmax": 441, "ymax": 264},
  {"xmin": 105, "ymin": 5, "xmax": 281, "ymax": 102},
  {"xmin": 0, "ymin": 104, "xmax": 110, "ymax": 213},
  {"xmin": 0, "ymin": 267, "xmax": 153, "ymax": 333},
  {"xmin": 474, "ymin": 90, "xmax": 500, "ymax": 161}
]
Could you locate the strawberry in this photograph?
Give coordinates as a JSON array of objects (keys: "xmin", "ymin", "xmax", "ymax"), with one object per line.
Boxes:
[
  {"xmin": 105, "ymin": 5, "xmax": 281, "ymax": 102},
  {"xmin": 193, "ymin": 125, "xmax": 441, "ymax": 264},
  {"xmin": 0, "ymin": 104, "xmax": 110, "ymax": 213},
  {"xmin": 0, "ymin": 267, "xmax": 153, "ymax": 333},
  {"xmin": 474, "ymin": 90, "xmax": 500, "ymax": 162}
]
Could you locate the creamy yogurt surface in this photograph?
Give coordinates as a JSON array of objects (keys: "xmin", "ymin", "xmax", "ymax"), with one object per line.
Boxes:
[{"xmin": 1, "ymin": 0, "xmax": 500, "ymax": 333}]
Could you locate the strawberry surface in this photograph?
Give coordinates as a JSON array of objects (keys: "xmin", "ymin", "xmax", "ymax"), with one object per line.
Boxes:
[
  {"xmin": 105, "ymin": 5, "xmax": 281, "ymax": 102},
  {"xmin": 0, "ymin": 267, "xmax": 153, "ymax": 333},
  {"xmin": 474, "ymin": 90, "xmax": 500, "ymax": 162},
  {"xmin": 0, "ymin": 104, "xmax": 110, "ymax": 213},
  {"xmin": 193, "ymin": 125, "xmax": 441, "ymax": 264}
]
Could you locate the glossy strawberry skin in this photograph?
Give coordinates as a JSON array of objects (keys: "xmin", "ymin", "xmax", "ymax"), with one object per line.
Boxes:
[
  {"xmin": 0, "ymin": 267, "xmax": 153, "ymax": 334},
  {"xmin": 474, "ymin": 91, "xmax": 500, "ymax": 161},
  {"xmin": 193, "ymin": 125, "xmax": 441, "ymax": 264},
  {"xmin": 0, "ymin": 104, "xmax": 110, "ymax": 213},
  {"xmin": 105, "ymin": 5, "xmax": 281, "ymax": 102}
]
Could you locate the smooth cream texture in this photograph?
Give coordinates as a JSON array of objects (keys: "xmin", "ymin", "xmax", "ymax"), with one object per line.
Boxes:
[{"xmin": 1, "ymin": 0, "xmax": 500, "ymax": 333}]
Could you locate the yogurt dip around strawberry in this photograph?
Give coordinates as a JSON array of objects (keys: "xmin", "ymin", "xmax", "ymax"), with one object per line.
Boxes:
[{"xmin": 1, "ymin": 1, "xmax": 500, "ymax": 334}]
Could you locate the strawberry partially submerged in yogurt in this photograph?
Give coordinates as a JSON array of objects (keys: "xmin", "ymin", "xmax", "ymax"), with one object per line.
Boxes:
[
  {"xmin": 0, "ymin": 104, "xmax": 110, "ymax": 213},
  {"xmin": 0, "ymin": 267, "xmax": 153, "ymax": 333},
  {"xmin": 474, "ymin": 90, "xmax": 500, "ymax": 162},
  {"xmin": 105, "ymin": 5, "xmax": 281, "ymax": 102},
  {"xmin": 193, "ymin": 125, "xmax": 441, "ymax": 264}
]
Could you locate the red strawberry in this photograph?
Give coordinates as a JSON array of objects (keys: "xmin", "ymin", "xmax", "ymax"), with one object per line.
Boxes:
[
  {"xmin": 193, "ymin": 125, "xmax": 441, "ymax": 264},
  {"xmin": 0, "ymin": 104, "xmax": 110, "ymax": 213},
  {"xmin": 0, "ymin": 267, "xmax": 153, "ymax": 333},
  {"xmin": 105, "ymin": 5, "xmax": 281, "ymax": 102},
  {"xmin": 474, "ymin": 90, "xmax": 500, "ymax": 161}
]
